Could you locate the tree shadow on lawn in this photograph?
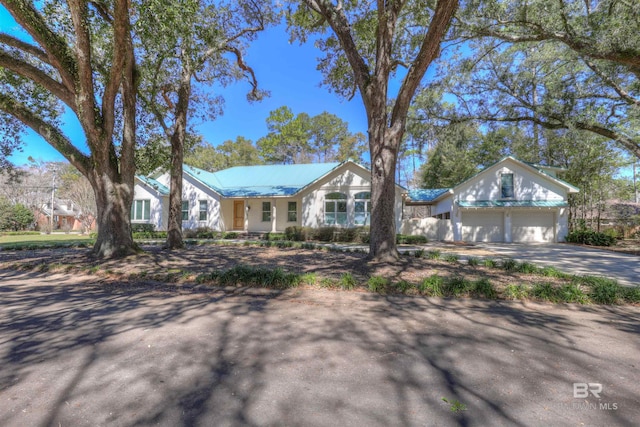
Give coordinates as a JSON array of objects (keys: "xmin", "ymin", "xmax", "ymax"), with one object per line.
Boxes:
[{"xmin": 0, "ymin": 270, "xmax": 638, "ymax": 426}]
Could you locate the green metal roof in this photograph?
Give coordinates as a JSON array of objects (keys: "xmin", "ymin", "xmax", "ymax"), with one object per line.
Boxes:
[
  {"xmin": 407, "ymin": 188, "xmax": 451, "ymax": 202},
  {"xmin": 458, "ymin": 200, "xmax": 569, "ymax": 208},
  {"xmin": 136, "ymin": 175, "xmax": 169, "ymax": 196},
  {"xmin": 184, "ymin": 162, "xmax": 342, "ymax": 197}
]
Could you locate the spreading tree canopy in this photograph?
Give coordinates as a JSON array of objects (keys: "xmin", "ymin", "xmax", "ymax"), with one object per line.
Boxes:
[
  {"xmin": 286, "ymin": 0, "xmax": 459, "ymax": 260},
  {"xmin": 0, "ymin": 0, "xmax": 137, "ymax": 257}
]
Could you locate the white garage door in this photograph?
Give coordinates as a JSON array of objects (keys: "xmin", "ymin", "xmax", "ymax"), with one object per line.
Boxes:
[
  {"xmin": 512, "ymin": 211, "xmax": 555, "ymax": 242},
  {"xmin": 462, "ymin": 211, "xmax": 504, "ymax": 242}
]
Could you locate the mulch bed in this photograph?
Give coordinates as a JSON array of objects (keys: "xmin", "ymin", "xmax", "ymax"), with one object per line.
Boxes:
[{"xmin": 0, "ymin": 244, "xmax": 563, "ymax": 291}]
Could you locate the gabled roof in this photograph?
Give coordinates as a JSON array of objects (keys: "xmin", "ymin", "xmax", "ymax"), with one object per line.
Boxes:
[
  {"xmin": 407, "ymin": 188, "xmax": 451, "ymax": 203},
  {"xmin": 405, "ymin": 156, "xmax": 579, "ymax": 204},
  {"xmin": 136, "ymin": 175, "xmax": 170, "ymax": 196},
  {"xmin": 183, "ymin": 162, "xmax": 348, "ymax": 198},
  {"xmin": 452, "ymin": 156, "xmax": 579, "ymax": 194}
]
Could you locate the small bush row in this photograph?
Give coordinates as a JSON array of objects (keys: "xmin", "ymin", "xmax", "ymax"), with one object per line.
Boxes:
[
  {"xmin": 0, "ymin": 231, "xmax": 41, "ymax": 236},
  {"xmin": 195, "ymin": 266, "xmax": 301, "ymax": 289},
  {"xmin": 566, "ymin": 230, "xmax": 616, "ymax": 247}
]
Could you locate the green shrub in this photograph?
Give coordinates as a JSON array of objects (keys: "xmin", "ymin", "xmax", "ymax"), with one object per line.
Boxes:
[
  {"xmin": 516, "ymin": 262, "xmax": 539, "ymax": 274},
  {"xmin": 532, "ymin": 282, "xmax": 559, "ymax": 302},
  {"xmin": 300, "ymin": 272, "xmax": 317, "ymax": 286},
  {"xmin": 414, "ymin": 249, "xmax": 425, "ymax": 258},
  {"xmin": 222, "ymin": 232, "xmax": 239, "ymax": 239},
  {"xmin": 396, "ymin": 234, "xmax": 428, "ymax": 244},
  {"xmin": 558, "ymin": 283, "xmax": 589, "ymax": 304},
  {"xmin": 472, "ymin": 278, "xmax": 497, "ymax": 299},
  {"xmin": 284, "ymin": 226, "xmax": 309, "ymax": 241},
  {"xmin": 622, "ymin": 287, "xmax": 640, "ymax": 303},
  {"xmin": 368, "ymin": 275, "xmax": 389, "ymax": 293},
  {"xmin": 392, "ymin": 280, "xmax": 414, "ymax": 294},
  {"xmin": 419, "ymin": 275, "xmax": 444, "ymax": 296},
  {"xmin": 540, "ymin": 266, "xmax": 565, "ymax": 278},
  {"xmin": 467, "ymin": 257, "xmax": 479, "ymax": 267},
  {"xmin": 566, "ymin": 229, "xmax": 616, "ymax": 246},
  {"xmin": 339, "ymin": 272, "xmax": 357, "ymax": 290},
  {"xmin": 313, "ymin": 227, "xmax": 337, "ymax": 242},
  {"xmin": 502, "ymin": 258, "xmax": 518, "ymax": 272},
  {"xmin": 443, "ymin": 276, "xmax": 472, "ymax": 297},
  {"xmin": 0, "ymin": 231, "xmax": 41, "ymax": 236},
  {"xmin": 483, "ymin": 258, "xmax": 498, "ymax": 268},
  {"xmin": 132, "ymin": 231, "xmax": 167, "ymax": 239},
  {"xmin": 319, "ymin": 277, "xmax": 337, "ymax": 288},
  {"xmin": 586, "ymin": 277, "xmax": 622, "ymax": 305},
  {"xmin": 265, "ymin": 232, "xmax": 287, "ymax": 241},
  {"xmin": 504, "ymin": 283, "xmax": 530, "ymax": 300},
  {"xmin": 443, "ymin": 254, "xmax": 459, "ymax": 263},
  {"xmin": 427, "ymin": 250, "xmax": 441, "ymax": 260},
  {"xmin": 131, "ymin": 223, "xmax": 155, "ymax": 233}
]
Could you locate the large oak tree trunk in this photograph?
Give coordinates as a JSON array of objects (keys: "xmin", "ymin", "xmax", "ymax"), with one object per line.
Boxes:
[
  {"xmin": 369, "ymin": 118, "xmax": 401, "ymax": 261},
  {"xmin": 90, "ymin": 167, "xmax": 137, "ymax": 258},
  {"xmin": 166, "ymin": 140, "xmax": 184, "ymax": 249},
  {"xmin": 165, "ymin": 65, "xmax": 191, "ymax": 250}
]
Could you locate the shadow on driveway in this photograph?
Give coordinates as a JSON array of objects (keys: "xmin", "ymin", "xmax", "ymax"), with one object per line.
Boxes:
[
  {"xmin": 473, "ymin": 243, "xmax": 640, "ymax": 286},
  {"xmin": 0, "ymin": 269, "xmax": 639, "ymax": 426}
]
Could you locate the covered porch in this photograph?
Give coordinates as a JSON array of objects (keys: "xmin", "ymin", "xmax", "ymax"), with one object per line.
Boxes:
[{"xmin": 220, "ymin": 197, "xmax": 302, "ymax": 233}]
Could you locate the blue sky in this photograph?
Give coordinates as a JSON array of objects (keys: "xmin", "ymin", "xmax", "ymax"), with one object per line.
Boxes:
[
  {"xmin": 2, "ymin": 4, "xmax": 369, "ymax": 166},
  {"xmin": 2, "ymin": 7, "xmax": 636, "ymax": 181}
]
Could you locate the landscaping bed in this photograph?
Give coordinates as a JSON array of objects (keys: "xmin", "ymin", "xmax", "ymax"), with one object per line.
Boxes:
[{"xmin": 1, "ymin": 242, "xmax": 637, "ymax": 305}]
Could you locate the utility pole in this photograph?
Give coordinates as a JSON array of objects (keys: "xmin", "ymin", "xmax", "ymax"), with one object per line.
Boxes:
[
  {"xmin": 49, "ymin": 173, "xmax": 56, "ymax": 233},
  {"xmin": 634, "ymin": 162, "xmax": 638, "ymax": 204}
]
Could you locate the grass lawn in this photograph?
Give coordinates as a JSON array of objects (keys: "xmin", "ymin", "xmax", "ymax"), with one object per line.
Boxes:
[{"xmin": 0, "ymin": 233, "xmax": 94, "ymax": 249}]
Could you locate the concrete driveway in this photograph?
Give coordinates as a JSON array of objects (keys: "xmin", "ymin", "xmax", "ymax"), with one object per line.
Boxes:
[
  {"xmin": 473, "ymin": 243, "xmax": 640, "ymax": 287},
  {"xmin": 1, "ymin": 270, "xmax": 639, "ymax": 427}
]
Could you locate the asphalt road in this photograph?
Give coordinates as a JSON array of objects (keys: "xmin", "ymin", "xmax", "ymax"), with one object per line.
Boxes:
[
  {"xmin": 0, "ymin": 270, "xmax": 639, "ymax": 427},
  {"xmin": 473, "ymin": 243, "xmax": 640, "ymax": 287}
]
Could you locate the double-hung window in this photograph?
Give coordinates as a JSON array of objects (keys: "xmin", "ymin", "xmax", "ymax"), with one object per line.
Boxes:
[
  {"xmin": 181, "ymin": 201, "xmax": 189, "ymax": 221},
  {"xmin": 287, "ymin": 202, "xmax": 297, "ymax": 222},
  {"xmin": 324, "ymin": 192, "xmax": 347, "ymax": 226},
  {"xmin": 131, "ymin": 200, "xmax": 150, "ymax": 221},
  {"xmin": 501, "ymin": 173, "xmax": 514, "ymax": 199},
  {"xmin": 199, "ymin": 200, "xmax": 208, "ymax": 221},
  {"xmin": 262, "ymin": 202, "xmax": 271, "ymax": 222},
  {"xmin": 354, "ymin": 192, "xmax": 371, "ymax": 226}
]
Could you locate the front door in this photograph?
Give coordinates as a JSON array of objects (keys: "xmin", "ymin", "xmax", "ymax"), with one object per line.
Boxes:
[{"xmin": 233, "ymin": 201, "xmax": 244, "ymax": 230}]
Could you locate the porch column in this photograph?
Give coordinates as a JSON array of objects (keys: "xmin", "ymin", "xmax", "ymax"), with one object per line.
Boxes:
[
  {"xmin": 244, "ymin": 200, "xmax": 249, "ymax": 232},
  {"xmin": 271, "ymin": 199, "xmax": 277, "ymax": 233},
  {"xmin": 504, "ymin": 210, "xmax": 512, "ymax": 243},
  {"xmin": 452, "ymin": 202, "xmax": 462, "ymax": 241}
]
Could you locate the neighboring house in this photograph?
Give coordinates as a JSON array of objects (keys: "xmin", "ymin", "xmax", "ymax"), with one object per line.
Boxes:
[
  {"xmin": 133, "ymin": 161, "xmax": 405, "ymax": 233},
  {"xmin": 37, "ymin": 199, "xmax": 95, "ymax": 231},
  {"xmin": 404, "ymin": 157, "xmax": 580, "ymax": 243}
]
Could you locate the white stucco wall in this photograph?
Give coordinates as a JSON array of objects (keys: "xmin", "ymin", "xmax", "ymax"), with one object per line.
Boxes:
[
  {"xmin": 132, "ymin": 180, "xmax": 167, "ymax": 230},
  {"xmin": 300, "ymin": 162, "xmax": 404, "ymax": 232},
  {"xmin": 456, "ymin": 159, "xmax": 567, "ymax": 202}
]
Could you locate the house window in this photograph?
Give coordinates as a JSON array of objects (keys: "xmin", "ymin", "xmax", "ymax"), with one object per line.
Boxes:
[
  {"xmin": 287, "ymin": 202, "xmax": 297, "ymax": 222},
  {"xmin": 501, "ymin": 173, "xmax": 514, "ymax": 198},
  {"xmin": 131, "ymin": 199, "xmax": 150, "ymax": 221},
  {"xmin": 262, "ymin": 202, "xmax": 271, "ymax": 222},
  {"xmin": 354, "ymin": 192, "xmax": 371, "ymax": 226},
  {"xmin": 199, "ymin": 200, "xmax": 208, "ymax": 221},
  {"xmin": 325, "ymin": 192, "xmax": 347, "ymax": 226},
  {"xmin": 181, "ymin": 201, "xmax": 189, "ymax": 221}
]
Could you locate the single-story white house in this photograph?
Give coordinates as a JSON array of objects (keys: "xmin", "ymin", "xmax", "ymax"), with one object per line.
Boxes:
[
  {"xmin": 403, "ymin": 156, "xmax": 580, "ymax": 243},
  {"xmin": 133, "ymin": 161, "xmax": 405, "ymax": 233}
]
